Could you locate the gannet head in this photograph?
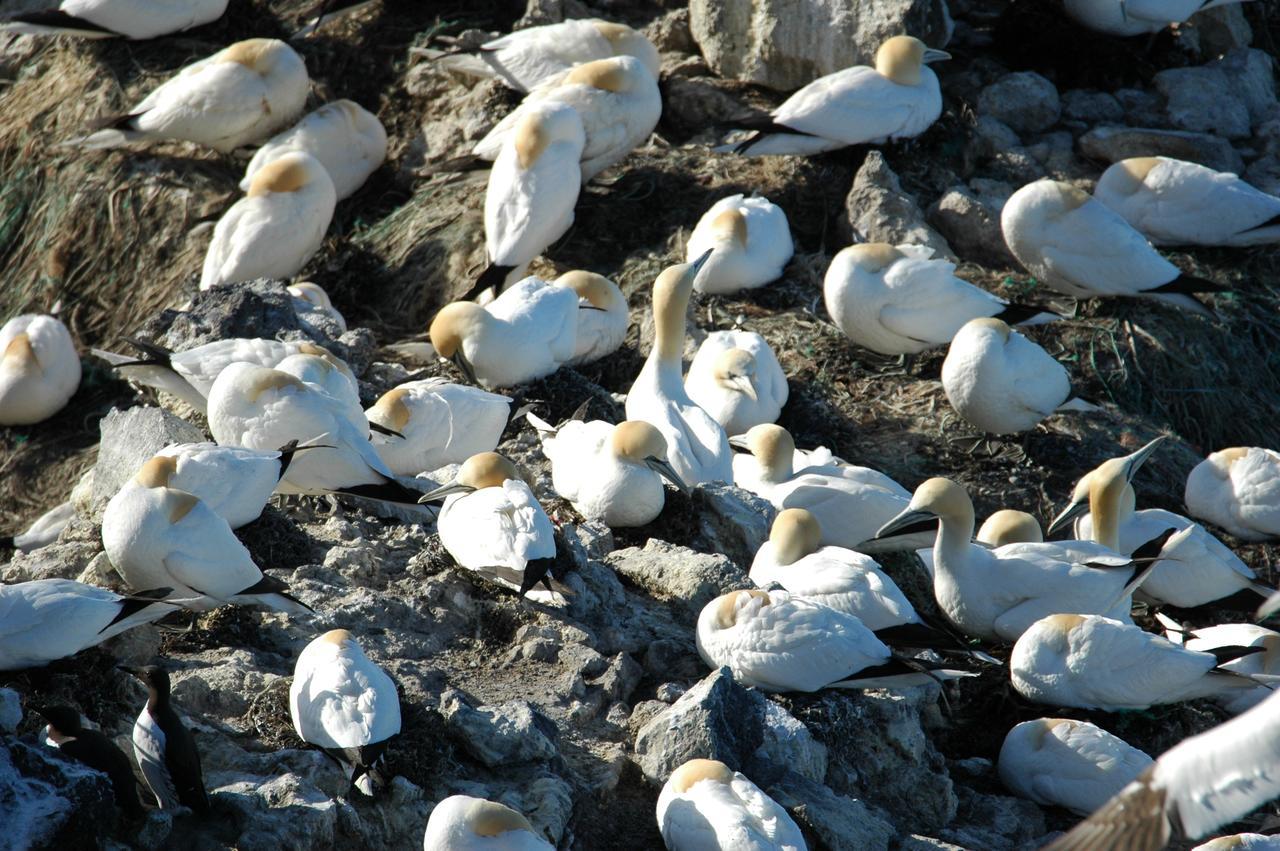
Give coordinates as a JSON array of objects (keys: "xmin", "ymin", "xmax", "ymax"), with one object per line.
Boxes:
[
  {"xmin": 837, "ymin": 242, "xmax": 904, "ymax": 275},
  {"xmin": 1015, "ymin": 179, "xmax": 1094, "ymax": 226},
  {"xmin": 562, "ymin": 56, "xmax": 647, "ymax": 93},
  {"xmin": 1208, "ymin": 446, "xmax": 1251, "ymax": 474},
  {"xmin": 246, "ymin": 151, "xmax": 326, "ymax": 198},
  {"xmin": 419, "ymin": 451, "xmax": 519, "ymax": 502},
  {"xmin": 1036, "ymin": 613, "xmax": 1087, "ymax": 652},
  {"xmin": 651, "ymin": 251, "xmax": 712, "ymax": 360},
  {"xmin": 319, "ymin": 628, "xmax": 354, "ymax": 646},
  {"xmin": 230, "ymin": 364, "xmax": 305, "ymax": 404},
  {"xmin": 711, "ymin": 589, "xmax": 772, "ymax": 629},
  {"xmin": 288, "ymin": 282, "xmax": 334, "ymax": 311},
  {"xmin": 712, "ymin": 348, "xmax": 758, "ymax": 401},
  {"xmin": 878, "ymin": 477, "xmax": 973, "ymax": 538},
  {"xmin": 592, "ymin": 20, "xmax": 661, "ymax": 79},
  {"xmin": 1047, "ymin": 437, "xmax": 1163, "ymax": 539},
  {"xmin": 221, "ymin": 38, "xmax": 296, "ymax": 76},
  {"xmin": 610, "ymin": 420, "xmax": 689, "ymax": 492},
  {"xmin": 667, "ymin": 758, "xmax": 735, "ymax": 794},
  {"xmin": 1098, "ymin": 157, "xmax": 1163, "ymax": 198},
  {"xmin": 512, "ymin": 103, "xmax": 584, "ymax": 169},
  {"xmin": 875, "ymin": 35, "xmax": 950, "ymax": 86},
  {"xmin": 369, "ymin": 387, "xmax": 411, "ymax": 432},
  {"xmin": 293, "ymin": 342, "xmax": 355, "ymax": 381},
  {"xmin": 709, "ymin": 207, "xmax": 748, "ymax": 250},
  {"xmin": 556, "ymin": 270, "xmax": 621, "ymax": 311},
  {"xmin": 429, "ymin": 302, "xmax": 488, "ymax": 384},
  {"xmin": 964, "ymin": 316, "xmax": 1012, "ymax": 342},
  {"xmin": 1, "ymin": 332, "xmax": 39, "ymax": 376},
  {"xmin": 770, "ymin": 508, "xmax": 822, "ymax": 565},
  {"xmin": 728, "ymin": 423, "xmax": 795, "ymax": 482},
  {"xmin": 977, "ymin": 509, "xmax": 1043, "ymax": 547},
  {"xmin": 466, "ymin": 798, "xmax": 538, "ymax": 838},
  {"xmin": 135, "ymin": 454, "xmax": 178, "ymax": 488}
]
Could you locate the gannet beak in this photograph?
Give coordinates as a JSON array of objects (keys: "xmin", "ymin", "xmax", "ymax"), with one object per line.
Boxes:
[
  {"xmin": 646, "ymin": 456, "xmax": 690, "ymax": 494},
  {"xmin": 874, "ymin": 507, "xmax": 938, "ymax": 540},
  {"xmin": 690, "ymin": 248, "xmax": 714, "ymax": 274},
  {"xmin": 1258, "ymin": 589, "xmax": 1280, "ymax": 620},
  {"xmin": 1047, "ymin": 500, "xmax": 1088, "ymax": 537},
  {"xmin": 417, "ymin": 481, "xmax": 475, "ymax": 503},
  {"xmin": 579, "ymin": 304, "xmax": 608, "ymax": 313},
  {"xmin": 1122, "ymin": 436, "xmax": 1164, "ymax": 483},
  {"xmin": 449, "ymin": 350, "xmax": 479, "ymax": 385},
  {"xmin": 730, "ymin": 375, "xmax": 758, "ymax": 401},
  {"xmin": 922, "ymin": 48, "xmax": 952, "ymax": 64},
  {"xmin": 727, "ymin": 435, "xmax": 751, "ymax": 451}
]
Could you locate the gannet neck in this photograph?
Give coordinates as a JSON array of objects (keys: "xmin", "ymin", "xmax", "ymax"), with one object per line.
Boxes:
[
  {"xmin": 746, "ymin": 424, "xmax": 794, "ymax": 483},
  {"xmin": 1088, "ymin": 461, "xmax": 1131, "ymax": 551},
  {"xmin": 651, "ymin": 265, "xmax": 692, "ymax": 364}
]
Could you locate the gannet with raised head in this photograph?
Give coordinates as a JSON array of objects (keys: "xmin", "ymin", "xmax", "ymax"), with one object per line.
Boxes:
[
  {"xmin": 685, "ymin": 195, "xmax": 794, "ymax": 294},
  {"xmin": 625, "ymin": 254, "xmax": 733, "ymax": 486},
  {"xmin": 37, "ymin": 705, "xmax": 145, "ymax": 817},
  {"xmin": 998, "ymin": 718, "xmax": 1152, "ymax": 816},
  {"xmin": 656, "ymin": 758, "xmax": 807, "ymax": 851},
  {"xmin": 0, "ymin": 314, "xmax": 80, "ymax": 425},
  {"xmin": 422, "ymin": 794, "xmax": 553, "ymax": 850},
  {"xmin": 1064, "ymin": 0, "xmax": 1251, "ymax": 37},
  {"xmin": 366, "ymin": 378, "xmax": 511, "ymax": 477},
  {"xmin": 685, "ymin": 330, "xmax": 788, "ymax": 437},
  {"xmin": 121, "ymin": 663, "xmax": 209, "ymax": 814},
  {"xmin": 1185, "ymin": 447, "xmax": 1280, "ymax": 542},
  {"xmin": 241, "ymin": 100, "xmax": 386, "ymax": 201},
  {"xmin": 555, "ymin": 270, "xmax": 628, "ymax": 366},
  {"xmin": 289, "ymin": 282, "xmax": 347, "ymax": 333},
  {"xmin": 0, "ymin": 0, "xmax": 227, "ymax": 40}
]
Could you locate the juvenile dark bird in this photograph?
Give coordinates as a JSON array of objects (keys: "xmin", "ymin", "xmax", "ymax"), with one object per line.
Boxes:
[{"xmin": 121, "ymin": 664, "xmax": 210, "ymax": 815}]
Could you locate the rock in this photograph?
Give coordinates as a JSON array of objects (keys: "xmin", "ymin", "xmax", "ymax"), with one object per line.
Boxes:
[
  {"xmin": 766, "ymin": 771, "xmax": 896, "ymax": 851},
  {"xmin": 605, "ymin": 539, "xmax": 750, "ymax": 622},
  {"xmin": 1212, "ymin": 49, "xmax": 1277, "ymax": 125},
  {"xmin": 2, "ymin": 737, "xmax": 117, "ymax": 849},
  {"xmin": 845, "ymin": 152, "xmax": 955, "ymax": 259},
  {"xmin": 438, "ymin": 690, "xmax": 559, "ymax": 767},
  {"xmin": 514, "ymin": 0, "xmax": 591, "ymax": 27},
  {"xmin": 589, "ymin": 653, "xmax": 643, "ymax": 704},
  {"xmin": 754, "ymin": 700, "xmax": 828, "ymax": 783},
  {"xmin": 1113, "ymin": 88, "xmax": 1166, "ymax": 127},
  {"xmin": 693, "ymin": 483, "xmax": 775, "ymax": 568},
  {"xmin": 927, "ymin": 182, "xmax": 1017, "ymax": 266},
  {"xmin": 972, "ymin": 116, "xmax": 1021, "ymax": 156},
  {"xmin": 643, "ymin": 639, "xmax": 704, "ymax": 681},
  {"xmin": 661, "ymin": 76, "xmax": 755, "ymax": 138},
  {"xmin": 1190, "ymin": 3, "xmax": 1252, "ymax": 56},
  {"xmin": 89, "ymin": 405, "xmax": 205, "ymax": 514},
  {"xmin": 1060, "ymin": 89, "xmax": 1123, "ymax": 124},
  {"xmin": 1154, "ymin": 66, "xmax": 1251, "ymax": 139},
  {"xmin": 1, "ymin": 537, "xmax": 102, "ymax": 583},
  {"xmin": 508, "ymin": 775, "xmax": 574, "ymax": 844},
  {"xmin": 0, "ymin": 688, "xmax": 21, "ymax": 733},
  {"xmin": 940, "ymin": 786, "xmax": 1048, "ymax": 851},
  {"xmin": 976, "ymin": 72, "xmax": 1060, "ymax": 133},
  {"xmin": 644, "ymin": 8, "xmax": 695, "ymax": 54},
  {"xmin": 899, "ymin": 837, "xmax": 969, "ymax": 850},
  {"xmin": 1078, "ymin": 126, "xmax": 1245, "ymax": 174},
  {"xmin": 138, "ymin": 279, "xmax": 328, "ymax": 352},
  {"xmin": 1246, "ymin": 153, "xmax": 1280, "ymax": 196},
  {"xmin": 689, "ymin": 0, "xmax": 953, "ymax": 91},
  {"xmin": 633, "ymin": 667, "xmax": 766, "ymax": 783}
]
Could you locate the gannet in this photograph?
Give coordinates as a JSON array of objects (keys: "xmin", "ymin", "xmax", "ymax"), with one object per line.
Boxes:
[
  {"xmin": 1179, "ymin": 622, "xmax": 1280, "ymax": 714},
  {"xmin": 1192, "ymin": 836, "xmax": 1280, "ymax": 851},
  {"xmin": 273, "ymin": 351, "xmax": 365, "ymax": 427},
  {"xmin": 1094, "ymin": 157, "xmax": 1280, "ymax": 248},
  {"xmin": 92, "ymin": 337, "xmax": 337, "ymax": 413},
  {"xmin": 529, "ymin": 415, "xmax": 687, "ymax": 527},
  {"xmin": 998, "ymin": 718, "xmax": 1152, "ymax": 816},
  {"xmin": 472, "ymin": 103, "xmax": 586, "ymax": 299},
  {"xmin": 1011, "ymin": 613, "xmax": 1263, "ymax": 710},
  {"xmin": 685, "ymin": 330, "xmax": 788, "ymax": 437},
  {"xmin": 424, "ymin": 18, "xmax": 660, "ymax": 92},
  {"xmin": 697, "ymin": 589, "xmax": 972, "ymax": 692},
  {"xmin": 9, "ymin": 500, "xmax": 77, "ymax": 552},
  {"xmin": 69, "ymin": 38, "xmax": 308, "ymax": 152},
  {"xmin": 656, "ymin": 758, "xmax": 808, "ymax": 851},
  {"xmin": 823, "ymin": 243, "xmax": 1059, "ymax": 356},
  {"xmin": 37, "ymin": 705, "xmax": 145, "ymax": 817},
  {"xmin": 365, "ymin": 378, "xmax": 511, "ymax": 477},
  {"xmin": 102, "ymin": 456, "xmax": 313, "ymax": 613},
  {"xmin": 917, "ymin": 508, "xmax": 1045, "ymax": 578},
  {"xmin": 729, "ymin": 424, "xmax": 928, "ymax": 554},
  {"xmin": 201, "ymin": 151, "xmax": 336, "ymax": 291},
  {"xmin": 0, "ymin": 579, "xmax": 176, "ymax": 670},
  {"xmin": 1063, "ymin": 0, "xmax": 1252, "ymax": 37},
  {"xmin": 290, "ymin": 629, "xmax": 400, "ymax": 797},
  {"xmin": 0, "ymin": 0, "xmax": 227, "ymax": 40},
  {"xmin": 685, "ymin": 195, "xmax": 794, "ymax": 294},
  {"xmin": 289, "ymin": 282, "xmax": 347, "ymax": 333},
  {"xmin": 471, "ymin": 56, "xmax": 662, "ymax": 182},
  {"xmin": 141, "ymin": 444, "xmax": 298, "ymax": 529},
  {"xmin": 555, "ymin": 270, "xmax": 628, "ymax": 366},
  {"xmin": 0, "ymin": 314, "xmax": 81, "ymax": 426},
  {"xmin": 1185, "ymin": 447, "xmax": 1280, "ymax": 542},
  {"xmin": 1045, "ymin": 687, "xmax": 1280, "ymax": 851},
  {"xmin": 121, "ymin": 664, "xmax": 209, "ymax": 814},
  {"xmin": 941, "ymin": 317, "xmax": 1071, "ymax": 435},
  {"xmin": 1001, "ymin": 179, "xmax": 1225, "ymax": 316},
  {"xmin": 624, "ymin": 254, "xmax": 732, "ymax": 485},
  {"xmin": 1049, "ymin": 439, "xmax": 1271, "ymax": 608},
  {"xmin": 876, "ymin": 477, "xmax": 1168, "ymax": 641},
  {"xmin": 429, "ymin": 277, "xmax": 578, "ymax": 389},
  {"xmin": 422, "ymin": 794, "xmax": 553, "ymax": 850},
  {"xmin": 725, "ymin": 36, "xmax": 949, "ymax": 156},
  {"xmin": 241, "ymin": 100, "xmax": 386, "ymax": 201},
  {"xmin": 418, "ymin": 452, "xmax": 565, "ymax": 601}
]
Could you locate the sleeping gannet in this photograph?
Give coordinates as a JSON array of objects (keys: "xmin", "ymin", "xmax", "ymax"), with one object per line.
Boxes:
[
  {"xmin": 1185, "ymin": 447, "xmax": 1280, "ymax": 542},
  {"xmin": 1064, "ymin": 0, "xmax": 1252, "ymax": 37},
  {"xmin": 241, "ymin": 100, "xmax": 386, "ymax": 201},
  {"xmin": 656, "ymin": 758, "xmax": 807, "ymax": 851},
  {"xmin": 146, "ymin": 443, "xmax": 299, "ymax": 529},
  {"xmin": 366, "ymin": 379, "xmax": 511, "ymax": 477},
  {"xmin": 1179, "ymin": 623, "xmax": 1280, "ymax": 714},
  {"xmin": 556, "ymin": 270, "xmax": 629, "ymax": 366},
  {"xmin": 685, "ymin": 195, "xmax": 794, "ymax": 294},
  {"xmin": 0, "ymin": 0, "xmax": 227, "ymax": 40},
  {"xmin": 422, "ymin": 794, "xmax": 553, "ymax": 850},
  {"xmin": 998, "ymin": 718, "xmax": 1152, "ymax": 816},
  {"xmin": 289, "ymin": 282, "xmax": 347, "ymax": 333},
  {"xmin": 917, "ymin": 508, "xmax": 1045, "ymax": 578},
  {"xmin": 273, "ymin": 351, "xmax": 361, "ymax": 415},
  {"xmin": 0, "ymin": 314, "xmax": 81, "ymax": 425},
  {"xmin": 37, "ymin": 705, "xmax": 145, "ymax": 817},
  {"xmin": 121, "ymin": 664, "xmax": 209, "ymax": 814},
  {"xmin": 684, "ymin": 330, "xmax": 788, "ymax": 437}
]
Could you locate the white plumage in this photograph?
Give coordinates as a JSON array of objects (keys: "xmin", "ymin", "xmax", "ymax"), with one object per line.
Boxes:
[
  {"xmin": 366, "ymin": 379, "xmax": 511, "ymax": 477},
  {"xmin": 241, "ymin": 100, "xmax": 386, "ymax": 201},
  {"xmin": 998, "ymin": 718, "xmax": 1152, "ymax": 816},
  {"xmin": 0, "ymin": 0, "xmax": 227, "ymax": 40},
  {"xmin": 1063, "ymin": 0, "xmax": 1249, "ymax": 36},
  {"xmin": 941, "ymin": 317, "xmax": 1071, "ymax": 435},
  {"xmin": 0, "ymin": 314, "xmax": 80, "ymax": 426},
  {"xmin": 555, "ymin": 270, "xmax": 628, "ymax": 366},
  {"xmin": 421, "ymin": 794, "xmax": 553, "ymax": 850},
  {"xmin": 1181, "ymin": 623, "xmax": 1280, "ymax": 715},
  {"xmin": 150, "ymin": 443, "xmax": 286, "ymax": 529},
  {"xmin": 685, "ymin": 330, "xmax": 788, "ymax": 437},
  {"xmin": 273, "ymin": 351, "xmax": 365, "ymax": 429},
  {"xmin": 1185, "ymin": 447, "xmax": 1280, "ymax": 541},
  {"xmin": 11, "ymin": 500, "xmax": 77, "ymax": 552},
  {"xmin": 1191, "ymin": 836, "xmax": 1280, "ymax": 851},
  {"xmin": 685, "ymin": 195, "xmax": 793, "ymax": 294},
  {"xmin": 289, "ymin": 282, "xmax": 347, "ymax": 334},
  {"xmin": 201, "ymin": 151, "xmax": 336, "ymax": 291},
  {"xmin": 656, "ymin": 759, "xmax": 807, "ymax": 851}
]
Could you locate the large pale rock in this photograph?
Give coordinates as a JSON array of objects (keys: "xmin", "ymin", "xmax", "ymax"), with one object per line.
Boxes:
[
  {"xmin": 927, "ymin": 181, "xmax": 1017, "ymax": 266},
  {"xmin": 977, "ymin": 72, "xmax": 1060, "ymax": 133},
  {"xmin": 689, "ymin": 0, "xmax": 953, "ymax": 91},
  {"xmin": 693, "ymin": 484, "xmax": 776, "ymax": 569},
  {"xmin": 605, "ymin": 540, "xmax": 750, "ymax": 622},
  {"xmin": 1078, "ymin": 126, "xmax": 1245, "ymax": 174},
  {"xmin": 766, "ymin": 771, "xmax": 897, "ymax": 851},
  {"xmin": 846, "ymin": 152, "xmax": 955, "ymax": 259},
  {"xmin": 439, "ymin": 690, "xmax": 559, "ymax": 767},
  {"xmin": 1154, "ymin": 66, "xmax": 1251, "ymax": 139},
  {"xmin": 89, "ymin": 405, "xmax": 205, "ymax": 514}
]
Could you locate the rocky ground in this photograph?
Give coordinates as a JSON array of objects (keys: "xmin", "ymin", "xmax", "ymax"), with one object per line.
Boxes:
[{"xmin": 2, "ymin": 0, "xmax": 1280, "ymax": 849}]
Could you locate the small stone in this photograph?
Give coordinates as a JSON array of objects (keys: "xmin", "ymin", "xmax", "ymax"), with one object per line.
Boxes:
[
  {"xmin": 655, "ymin": 682, "xmax": 687, "ymax": 703},
  {"xmin": 940, "ymin": 786, "xmax": 1048, "ymax": 851},
  {"xmin": 1061, "ymin": 89, "xmax": 1123, "ymax": 124},
  {"xmin": 1113, "ymin": 88, "xmax": 1166, "ymax": 127},
  {"xmin": 1154, "ymin": 66, "xmax": 1251, "ymax": 139},
  {"xmin": 1078, "ymin": 125, "xmax": 1245, "ymax": 174},
  {"xmin": 644, "ymin": 639, "xmax": 703, "ymax": 680},
  {"xmin": 972, "ymin": 116, "xmax": 1021, "ymax": 157},
  {"xmin": 644, "ymin": 8, "xmax": 695, "ymax": 54},
  {"xmin": 589, "ymin": 653, "xmax": 643, "ymax": 704},
  {"xmin": 845, "ymin": 151, "xmax": 955, "ymax": 259},
  {"xmin": 1246, "ymin": 153, "xmax": 1280, "ymax": 196},
  {"xmin": 0, "ymin": 688, "xmax": 21, "ymax": 733},
  {"xmin": 1190, "ymin": 3, "xmax": 1252, "ymax": 56},
  {"xmin": 927, "ymin": 184, "xmax": 1017, "ymax": 267},
  {"xmin": 694, "ymin": 483, "xmax": 776, "ymax": 568},
  {"xmin": 439, "ymin": 690, "xmax": 558, "ymax": 767},
  {"xmin": 977, "ymin": 71, "xmax": 1061, "ymax": 133},
  {"xmin": 660, "ymin": 76, "xmax": 754, "ymax": 138}
]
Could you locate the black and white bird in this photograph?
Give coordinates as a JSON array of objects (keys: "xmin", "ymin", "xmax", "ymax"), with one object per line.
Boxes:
[
  {"xmin": 121, "ymin": 664, "xmax": 210, "ymax": 815},
  {"xmin": 38, "ymin": 705, "xmax": 145, "ymax": 818},
  {"xmin": 1, "ymin": 0, "xmax": 228, "ymax": 40}
]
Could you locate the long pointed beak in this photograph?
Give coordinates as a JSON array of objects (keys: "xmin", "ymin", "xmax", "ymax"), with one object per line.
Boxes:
[
  {"xmin": 923, "ymin": 48, "xmax": 951, "ymax": 64},
  {"xmin": 417, "ymin": 481, "xmax": 475, "ymax": 503},
  {"xmin": 729, "ymin": 375, "xmax": 758, "ymax": 401},
  {"xmin": 874, "ymin": 507, "xmax": 937, "ymax": 540},
  {"xmin": 1122, "ymin": 436, "xmax": 1164, "ymax": 483},
  {"xmin": 1047, "ymin": 500, "xmax": 1088, "ymax": 537},
  {"xmin": 727, "ymin": 435, "xmax": 751, "ymax": 452},
  {"xmin": 450, "ymin": 350, "xmax": 479, "ymax": 385},
  {"xmin": 646, "ymin": 456, "xmax": 690, "ymax": 494},
  {"xmin": 690, "ymin": 248, "xmax": 714, "ymax": 274}
]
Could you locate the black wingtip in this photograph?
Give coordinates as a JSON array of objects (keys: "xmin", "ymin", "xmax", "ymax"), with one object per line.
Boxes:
[
  {"xmin": 458, "ymin": 263, "xmax": 517, "ymax": 304},
  {"xmin": 121, "ymin": 336, "xmax": 174, "ymax": 366},
  {"xmin": 1208, "ymin": 644, "xmax": 1267, "ymax": 667},
  {"xmin": 1130, "ymin": 527, "xmax": 1177, "ymax": 562},
  {"xmin": 996, "ymin": 301, "xmax": 1060, "ymax": 325},
  {"xmin": 368, "ymin": 422, "xmax": 404, "ymax": 439},
  {"xmin": 101, "ymin": 587, "xmax": 174, "ymax": 633},
  {"xmin": 336, "ymin": 479, "xmax": 426, "ymax": 506},
  {"xmin": 3, "ymin": 8, "xmax": 120, "ymax": 34},
  {"xmin": 1152, "ymin": 273, "xmax": 1230, "ymax": 296},
  {"xmin": 520, "ymin": 556, "xmax": 556, "ymax": 597},
  {"xmin": 237, "ymin": 574, "xmax": 314, "ymax": 613}
]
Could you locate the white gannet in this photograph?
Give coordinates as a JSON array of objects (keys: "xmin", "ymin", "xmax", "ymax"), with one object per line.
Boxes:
[
  {"xmin": 206, "ymin": 363, "xmax": 422, "ymax": 503},
  {"xmin": 366, "ymin": 379, "xmax": 511, "ymax": 477},
  {"xmin": 917, "ymin": 508, "xmax": 1045, "ymax": 579},
  {"xmin": 876, "ymin": 478, "xmax": 1166, "ymax": 641},
  {"xmin": 1001, "ymin": 179, "xmax": 1225, "ymax": 316},
  {"xmin": 121, "ymin": 664, "xmax": 210, "ymax": 814},
  {"xmin": 92, "ymin": 337, "xmax": 336, "ymax": 413},
  {"xmin": 69, "ymin": 38, "xmax": 308, "ymax": 152},
  {"xmin": 749, "ymin": 508, "xmax": 919, "ymax": 631},
  {"xmin": 36, "ymin": 705, "xmax": 145, "ymax": 817},
  {"xmin": 555, "ymin": 270, "xmax": 628, "ymax": 367},
  {"xmin": 685, "ymin": 330, "xmax": 788, "ymax": 437},
  {"xmin": 472, "ymin": 102, "xmax": 586, "ymax": 299},
  {"xmin": 1094, "ymin": 157, "xmax": 1280, "ymax": 248},
  {"xmin": 685, "ymin": 195, "xmax": 794, "ymax": 294},
  {"xmin": 725, "ymin": 36, "xmax": 949, "ymax": 156},
  {"xmin": 422, "ymin": 794, "xmax": 553, "ymax": 850},
  {"xmin": 823, "ymin": 243, "xmax": 1059, "ymax": 356},
  {"xmin": 241, "ymin": 100, "xmax": 386, "ymax": 201},
  {"xmin": 529, "ymin": 415, "xmax": 687, "ymax": 527},
  {"xmin": 729, "ymin": 424, "xmax": 928, "ymax": 554},
  {"xmin": 472, "ymin": 56, "xmax": 662, "ymax": 182},
  {"xmin": 1011, "ymin": 613, "xmax": 1262, "ymax": 710},
  {"xmin": 0, "ymin": 579, "xmax": 176, "ymax": 670},
  {"xmin": 941, "ymin": 317, "xmax": 1071, "ymax": 435},
  {"xmin": 418, "ymin": 452, "xmax": 565, "ymax": 601},
  {"xmin": 656, "ymin": 758, "xmax": 808, "ymax": 851},
  {"xmin": 0, "ymin": 314, "xmax": 81, "ymax": 426},
  {"xmin": 1192, "ymin": 836, "xmax": 1280, "ymax": 851},
  {"xmin": 9, "ymin": 500, "xmax": 77, "ymax": 552},
  {"xmin": 424, "ymin": 18, "xmax": 660, "ymax": 92},
  {"xmin": 145, "ymin": 443, "xmax": 296, "ymax": 529},
  {"xmin": 1049, "ymin": 439, "xmax": 1271, "ymax": 608},
  {"xmin": 273, "ymin": 350, "xmax": 364, "ymax": 427},
  {"xmin": 429, "ymin": 277, "xmax": 578, "ymax": 389},
  {"xmin": 1045, "ymin": 687, "xmax": 1280, "ymax": 851},
  {"xmin": 102, "ymin": 457, "xmax": 312, "ymax": 613},
  {"xmin": 624, "ymin": 254, "xmax": 733, "ymax": 486},
  {"xmin": 0, "ymin": 0, "xmax": 228, "ymax": 40},
  {"xmin": 1185, "ymin": 447, "xmax": 1280, "ymax": 542},
  {"xmin": 201, "ymin": 151, "xmax": 336, "ymax": 291},
  {"xmin": 290, "ymin": 629, "xmax": 400, "ymax": 796},
  {"xmin": 1176, "ymin": 623, "xmax": 1280, "ymax": 715},
  {"xmin": 289, "ymin": 282, "xmax": 347, "ymax": 333},
  {"xmin": 998, "ymin": 718, "xmax": 1153, "ymax": 816},
  {"xmin": 1063, "ymin": 0, "xmax": 1251, "ymax": 37}
]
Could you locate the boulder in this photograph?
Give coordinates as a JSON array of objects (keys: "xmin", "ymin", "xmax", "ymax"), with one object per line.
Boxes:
[
  {"xmin": 1060, "ymin": 90, "xmax": 1123, "ymax": 124},
  {"xmin": 89, "ymin": 405, "xmax": 205, "ymax": 515},
  {"xmin": 693, "ymin": 483, "xmax": 776, "ymax": 568},
  {"xmin": 1189, "ymin": 3, "xmax": 1252, "ymax": 56},
  {"xmin": 1212, "ymin": 49, "xmax": 1277, "ymax": 125},
  {"xmin": 927, "ymin": 181, "xmax": 1017, "ymax": 266},
  {"xmin": 1, "ymin": 737, "xmax": 117, "ymax": 849},
  {"xmin": 766, "ymin": 771, "xmax": 897, "ymax": 851},
  {"xmin": 438, "ymin": 690, "xmax": 559, "ymax": 767},
  {"xmin": 977, "ymin": 72, "xmax": 1060, "ymax": 133},
  {"xmin": 1153, "ymin": 66, "xmax": 1251, "ymax": 139},
  {"xmin": 845, "ymin": 152, "xmax": 955, "ymax": 259},
  {"xmin": 1078, "ymin": 126, "xmax": 1245, "ymax": 174},
  {"xmin": 605, "ymin": 539, "xmax": 750, "ymax": 623}
]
